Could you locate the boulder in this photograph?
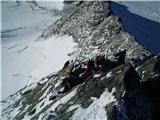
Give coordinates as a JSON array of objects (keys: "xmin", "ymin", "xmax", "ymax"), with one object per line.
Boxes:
[{"xmin": 137, "ymin": 55, "xmax": 160, "ymax": 81}]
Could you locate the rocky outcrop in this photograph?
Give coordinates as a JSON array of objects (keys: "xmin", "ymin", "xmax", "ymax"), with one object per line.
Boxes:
[
  {"xmin": 137, "ymin": 55, "xmax": 160, "ymax": 81},
  {"xmin": 138, "ymin": 56, "xmax": 160, "ymax": 120},
  {"xmin": 41, "ymin": 1, "xmax": 151, "ymax": 64},
  {"xmin": 1, "ymin": 1, "xmax": 159, "ymax": 120},
  {"xmin": 2, "ymin": 55, "xmax": 159, "ymax": 119}
]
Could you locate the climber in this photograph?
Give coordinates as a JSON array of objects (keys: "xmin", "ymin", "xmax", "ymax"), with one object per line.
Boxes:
[
  {"xmin": 80, "ymin": 67, "xmax": 92, "ymax": 79},
  {"xmin": 58, "ymin": 60, "xmax": 95, "ymax": 93},
  {"xmin": 101, "ymin": 56, "xmax": 113, "ymax": 73},
  {"xmin": 49, "ymin": 75, "xmax": 83, "ymax": 100},
  {"xmin": 95, "ymin": 55, "xmax": 113, "ymax": 73},
  {"xmin": 64, "ymin": 60, "xmax": 95, "ymax": 90},
  {"xmin": 69, "ymin": 62, "xmax": 86, "ymax": 77},
  {"xmin": 80, "ymin": 59, "xmax": 96, "ymax": 78},
  {"xmin": 50, "ymin": 59, "xmax": 97, "ymax": 101}
]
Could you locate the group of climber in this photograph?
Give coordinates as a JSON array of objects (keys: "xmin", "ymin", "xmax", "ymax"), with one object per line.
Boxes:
[
  {"xmin": 60, "ymin": 59, "xmax": 95, "ymax": 93},
  {"xmin": 50, "ymin": 50, "xmax": 126, "ymax": 100}
]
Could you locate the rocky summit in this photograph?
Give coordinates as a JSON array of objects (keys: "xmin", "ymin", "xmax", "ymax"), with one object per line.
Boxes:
[
  {"xmin": 41, "ymin": 1, "xmax": 151, "ymax": 63},
  {"xmin": 1, "ymin": 1, "xmax": 159, "ymax": 120}
]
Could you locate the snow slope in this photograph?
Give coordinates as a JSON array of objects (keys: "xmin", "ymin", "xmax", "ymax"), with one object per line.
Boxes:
[
  {"xmin": 1, "ymin": 1, "xmax": 76, "ymax": 100},
  {"xmin": 111, "ymin": 1, "xmax": 160, "ymax": 54},
  {"xmin": 71, "ymin": 88, "xmax": 116, "ymax": 120}
]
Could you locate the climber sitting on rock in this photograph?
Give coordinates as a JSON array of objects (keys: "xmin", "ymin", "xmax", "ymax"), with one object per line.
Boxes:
[
  {"xmin": 95, "ymin": 55, "xmax": 114, "ymax": 73},
  {"xmin": 50, "ymin": 51, "xmax": 127, "ymax": 100},
  {"xmin": 82, "ymin": 59, "xmax": 95, "ymax": 78},
  {"xmin": 50, "ymin": 60, "xmax": 95, "ymax": 100},
  {"xmin": 69, "ymin": 62, "xmax": 86, "ymax": 77},
  {"xmin": 60, "ymin": 60, "xmax": 95, "ymax": 93},
  {"xmin": 95, "ymin": 50, "xmax": 126, "ymax": 73}
]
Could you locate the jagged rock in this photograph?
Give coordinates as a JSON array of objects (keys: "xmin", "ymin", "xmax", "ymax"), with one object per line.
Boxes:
[
  {"xmin": 28, "ymin": 108, "xmax": 36, "ymax": 116},
  {"xmin": 41, "ymin": 1, "xmax": 151, "ymax": 63},
  {"xmin": 111, "ymin": 55, "xmax": 160, "ymax": 120},
  {"xmin": 1, "ymin": 57, "xmax": 159, "ymax": 119},
  {"xmin": 112, "ymin": 63, "xmax": 155, "ymax": 120},
  {"xmin": 22, "ymin": 89, "xmax": 32, "ymax": 95},
  {"xmin": 53, "ymin": 64, "xmax": 144, "ymax": 120},
  {"xmin": 136, "ymin": 55, "xmax": 160, "ymax": 119},
  {"xmin": 137, "ymin": 55, "xmax": 160, "ymax": 81},
  {"xmin": 113, "ymin": 88, "xmax": 154, "ymax": 120}
]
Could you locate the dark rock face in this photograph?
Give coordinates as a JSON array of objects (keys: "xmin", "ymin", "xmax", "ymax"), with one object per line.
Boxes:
[
  {"xmin": 111, "ymin": 65, "xmax": 154, "ymax": 120},
  {"xmin": 141, "ymin": 76, "xmax": 160, "ymax": 120},
  {"xmin": 112, "ymin": 56, "xmax": 160, "ymax": 120},
  {"xmin": 137, "ymin": 55, "xmax": 160, "ymax": 81},
  {"xmin": 138, "ymin": 56, "xmax": 160, "ymax": 120},
  {"xmin": 113, "ymin": 89, "xmax": 154, "ymax": 120},
  {"xmin": 126, "ymin": 72, "xmax": 150, "ymax": 119},
  {"xmin": 123, "ymin": 66, "xmax": 141, "ymax": 90}
]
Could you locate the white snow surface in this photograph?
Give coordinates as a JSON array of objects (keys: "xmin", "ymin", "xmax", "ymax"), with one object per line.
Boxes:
[
  {"xmin": 71, "ymin": 88, "xmax": 116, "ymax": 120},
  {"xmin": 106, "ymin": 72, "xmax": 112, "ymax": 79},
  {"xmin": 35, "ymin": 1, "xmax": 64, "ymax": 10},
  {"xmin": 1, "ymin": 1, "xmax": 76, "ymax": 100}
]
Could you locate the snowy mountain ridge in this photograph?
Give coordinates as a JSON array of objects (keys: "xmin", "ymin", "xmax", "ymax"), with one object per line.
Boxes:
[
  {"xmin": 1, "ymin": 1, "xmax": 160, "ymax": 120},
  {"xmin": 41, "ymin": 1, "xmax": 151, "ymax": 62}
]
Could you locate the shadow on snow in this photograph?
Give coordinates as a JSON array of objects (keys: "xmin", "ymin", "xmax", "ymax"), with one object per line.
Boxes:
[{"xmin": 111, "ymin": 2, "xmax": 160, "ymax": 54}]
